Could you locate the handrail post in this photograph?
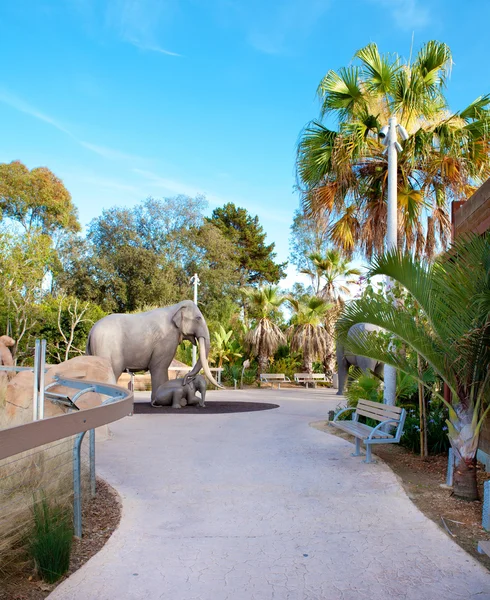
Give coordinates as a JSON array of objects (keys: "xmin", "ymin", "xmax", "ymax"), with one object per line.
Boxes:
[
  {"xmin": 73, "ymin": 431, "xmax": 86, "ymax": 537},
  {"xmin": 32, "ymin": 340, "xmax": 40, "ymax": 421},
  {"xmin": 89, "ymin": 429, "xmax": 96, "ymax": 498},
  {"xmin": 38, "ymin": 340, "xmax": 46, "ymax": 420}
]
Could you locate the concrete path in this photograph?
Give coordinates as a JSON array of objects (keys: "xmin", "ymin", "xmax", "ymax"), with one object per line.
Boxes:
[{"xmin": 50, "ymin": 389, "xmax": 490, "ymax": 600}]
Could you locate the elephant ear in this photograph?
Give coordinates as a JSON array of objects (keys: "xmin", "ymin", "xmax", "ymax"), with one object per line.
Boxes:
[
  {"xmin": 171, "ymin": 306, "xmax": 184, "ymax": 331},
  {"xmin": 0, "ymin": 336, "xmax": 15, "ymax": 347}
]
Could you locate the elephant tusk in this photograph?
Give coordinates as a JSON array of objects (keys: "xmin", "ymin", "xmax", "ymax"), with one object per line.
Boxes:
[{"xmin": 198, "ymin": 337, "xmax": 224, "ymax": 389}]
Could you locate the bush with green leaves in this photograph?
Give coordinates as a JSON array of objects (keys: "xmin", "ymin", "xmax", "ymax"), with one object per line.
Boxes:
[
  {"xmin": 29, "ymin": 496, "xmax": 73, "ymax": 584},
  {"xmin": 401, "ymin": 401, "xmax": 450, "ymax": 455}
]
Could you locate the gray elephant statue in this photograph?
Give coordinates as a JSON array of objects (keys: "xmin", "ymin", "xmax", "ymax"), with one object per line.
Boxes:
[
  {"xmin": 336, "ymin": 323, "xmax": 384, "ymax": 395},
  {"xmin": 152, "ymin": 375, "xmax": 206, "ymax": 409},
  {"xmin": 86, "ymin": 300, "xmax": 222, "ymax": 403}
]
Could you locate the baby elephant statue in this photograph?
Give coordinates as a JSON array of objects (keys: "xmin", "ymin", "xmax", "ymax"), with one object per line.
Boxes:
[{"xmin": 151, "ymin": 375, "xmax": 206, "ymax": 409}]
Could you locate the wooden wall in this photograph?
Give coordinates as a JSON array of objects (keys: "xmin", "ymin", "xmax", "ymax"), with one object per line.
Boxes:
[{"xmin": 452, "ymin": 179, "xmax": 490, "ymax": 458}]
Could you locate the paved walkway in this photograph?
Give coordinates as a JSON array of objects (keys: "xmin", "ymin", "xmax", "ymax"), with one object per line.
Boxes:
[{"xmin": 50, "ymin": 389, "xmax": 490, "ymax": 600}]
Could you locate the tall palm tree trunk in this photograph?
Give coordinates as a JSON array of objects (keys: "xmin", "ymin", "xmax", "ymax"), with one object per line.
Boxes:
[
  {"xmin": 303, "ymin": 348, "xmax": 313, "ymax": 374},
  {"xmin": 257, "ymin": 353, "xmax": 269, "ymax": 376}
]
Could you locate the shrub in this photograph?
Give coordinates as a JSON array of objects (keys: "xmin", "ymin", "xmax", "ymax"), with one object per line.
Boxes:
[
  {"xmin": 29, "ymin": 495, "xmax": 73, "ymax": 584},
  {"xmin": 401, "ymin": 401, "xmax": 450, "ymax": 455}
]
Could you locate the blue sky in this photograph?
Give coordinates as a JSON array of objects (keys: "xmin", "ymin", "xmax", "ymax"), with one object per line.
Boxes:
[{"xmin": 1, "ymin": 0, "xmax": 489, "ymax": 286}]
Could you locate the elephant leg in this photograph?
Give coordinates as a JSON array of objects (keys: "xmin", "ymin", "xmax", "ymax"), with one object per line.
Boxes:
[
  {"xmin": 171, "ymin": 390, "xmax": 184, "ymax": 409},
  {"xmin": 152, "ymin": 388, "xmax": 173, "ymax": 407},
  {"xmin": 149, "ymin": 360, "xmax": 171, "ymax": 403},
  {"xmin": 337, "ymin": 358, "xmax": 349, "ymax": 395}
]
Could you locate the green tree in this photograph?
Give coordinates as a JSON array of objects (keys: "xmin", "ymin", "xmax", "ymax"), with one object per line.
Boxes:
[
  {"xmin": 0, "ymin": 230, "xmax": 56, "ymax": 361},
  {"xmin": 57, "ymin": 197, "xmax": 242, "ymax": 317},
  {"xmin": 297, "ymin": 41, "xmax": 490, "ymax": 259},
  {"xmin": 35, "ymin": 295, "xmax": 106, "ymax": 363},
  {"xmin": 208, "ymin": 203, "xmax": 287, "ymax": 285},
  {"xmin": 210, "ymin": 325, "xmax": 243, "ymax": 368},
  {"xmin": 0, "ymin": 161, "xmax": 79, "ymax": 234},
  {"xmin": 288, "ymin": 297, "xmax": 332, "ymax": 373},
  {"xmin": 336, "ymin": 235, "xmax": 490, "ymax": 500},
  {"xmin": 301, "ymin": 250, "xmax": 360, "ymax": 375},
  {"xmin": 244, "ymin": 286, "xmax": 286, "ymax": 375},
  {"xmin": 289, "ymin": 209, "xmax": 329, "ymax": 274}
]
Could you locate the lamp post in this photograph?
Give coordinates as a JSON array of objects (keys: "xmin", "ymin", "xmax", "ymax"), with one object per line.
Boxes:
[
  {"xmin": 380, "ymin": 116, "xmax": 408, "ymax": 406},
  {"xmin": 190, "ymin": 273, "xmax": 200, "ymax": 367}
]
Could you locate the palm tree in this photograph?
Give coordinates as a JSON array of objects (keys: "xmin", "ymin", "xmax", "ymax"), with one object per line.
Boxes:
[
  {"xmin": 336, "ymin": 234, "xmax": 490, "ymax": 501},
  {"xmin": 297, "ymin": 41, "xmax": 490, "ymax": 260},
  {"xmin": 244, "ymin": 286, "xmax": 286, "ymax": 375},
  {"xmin": 288, "ymin": 297, "xmax": 332, "ymax": 373},
  {"xmin": 302, "ymin": 250, "xmax": 361, "ymax": 375}
]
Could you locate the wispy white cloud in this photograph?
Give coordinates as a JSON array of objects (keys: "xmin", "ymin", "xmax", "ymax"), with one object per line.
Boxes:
[
  {"xmin": 133, "ymin": 168, "xmax": 214, "ymax": 200},
  {"xmin": 127, "ymin": 38, "xmax": 182, "ymax": 57},
  {"xmin": 369, "ymin": 0, "xmax": 430, "ymax": 30},
  {"xmin": 0, "ymin": 88, "xmax": 142, "ymax": 162},
  {"xmin": 217, "ymin": 0, "xmax": 331, "ymax": 55},
  {"xmin": 0, "ymin": 89, "xmax": 73, "ymax": 136},
  {"xmin": 79, "ymin": 141, "xmax": 142, "ymax": 161},
  {"xmin": 133, "ymin": 168, "xmax": 292, "ymax": 225},
  {"xmin": 106, "ymin": 0, "xmax": 181, "ymax": 57}
]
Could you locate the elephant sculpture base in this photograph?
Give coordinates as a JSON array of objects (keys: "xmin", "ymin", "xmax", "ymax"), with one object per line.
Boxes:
[{"xmin": 151, "ymin": 375, "xmax": 206, "ymax": 409}]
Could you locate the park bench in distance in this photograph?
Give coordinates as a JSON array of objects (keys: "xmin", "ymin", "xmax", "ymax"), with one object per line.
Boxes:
[
  {"xmin": 294, "ymin": 373, "xmax": 327, "ymax": 388},
  {"xmin": 331, "ymin": 399, "xmax": 406, "ymax": 463},
  {"xmin": 259, "ymin": 374, "xmax": 291, "ymax": 389}
]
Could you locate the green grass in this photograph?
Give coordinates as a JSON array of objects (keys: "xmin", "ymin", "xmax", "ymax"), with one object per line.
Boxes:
[{"xmin": 29, "ymin": 495, "xmax": 73, "ymax": 583}]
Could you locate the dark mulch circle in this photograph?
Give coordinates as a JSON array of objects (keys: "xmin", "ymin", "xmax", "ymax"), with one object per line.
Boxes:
[{"xmin": 133, "ymin": 401, "xmax": 279, "ymax": 414}]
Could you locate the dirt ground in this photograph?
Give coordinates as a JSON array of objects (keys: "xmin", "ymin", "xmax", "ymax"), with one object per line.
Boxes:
[
  {"xmin": 0, "ymin": 478, "xmax": 121, "ymax": 600},
  {"xmin": 312, "ymin": 420, "xmax": 490, "ymax": 570}
]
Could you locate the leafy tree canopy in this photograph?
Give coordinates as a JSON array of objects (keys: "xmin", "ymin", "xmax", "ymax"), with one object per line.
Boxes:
[
  {"xmin": 208, "ymin": 203, "xmax": 287, "ymax": 285},
  {"xmin": 0, "ymin": 161, "xmax": 80, "ymax": 234}
]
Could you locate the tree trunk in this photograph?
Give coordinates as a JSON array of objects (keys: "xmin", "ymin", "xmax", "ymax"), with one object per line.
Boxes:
[
  {"xmin": 257, "ymin": 354, "xmax": 268, "ymax": 377},
  {"xmin": 417, "ymin": 354, "xmax": 428, "ymax": 459},
  {"xmin": 303, "ymin": 349, "xmax": 313, "ymax": 374},
  {"xmin": 453, "ymin": 455, "xmax": 479, "ymax": 501}
]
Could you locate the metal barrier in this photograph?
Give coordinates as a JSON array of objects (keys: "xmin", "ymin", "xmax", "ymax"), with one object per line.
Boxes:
[{"xmin": 0, "ymin": 359, "xmax": 133, "ymax": 539}]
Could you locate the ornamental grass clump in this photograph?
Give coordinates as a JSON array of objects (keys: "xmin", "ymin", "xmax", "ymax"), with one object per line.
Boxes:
[{"xmin": 29, "ymin": 495, "xmax": 73, "ymax": 584}]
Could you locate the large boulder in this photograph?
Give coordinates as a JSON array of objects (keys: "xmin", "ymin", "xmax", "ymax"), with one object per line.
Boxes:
[{"xmin": 2, "ymin": 356, "xmax": 118, "ymax": 438}]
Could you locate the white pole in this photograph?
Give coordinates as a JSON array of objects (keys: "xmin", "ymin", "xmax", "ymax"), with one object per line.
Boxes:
[
  {"xmin": 38, "ymin": 339, "xmax": 46, "ymax": 420},
  {"xmin": 383, "ymin": 116, "xmax": 398, "ymax": 406},
  {"xmin": 190, "ymin": 273, "xmax": 200, "ymax": 367},
  {"xmin": 32, "ymin": 339, "xmax": 40, "ymax": 421}
]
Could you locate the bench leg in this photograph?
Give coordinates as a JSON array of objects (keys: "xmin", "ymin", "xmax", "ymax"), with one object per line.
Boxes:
[
  {"xmin": 363, "ymin": 444, "xmax": 377, "ymax": 464},
  {"xmin": 351, "ymin": 438, "xmax": 362, "ymax": 457}
]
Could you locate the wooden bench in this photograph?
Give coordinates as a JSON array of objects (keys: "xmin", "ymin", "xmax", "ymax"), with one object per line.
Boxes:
[
  {"xmin": 331, "ymin": 399, "xmax": 406, "ymax": 463},
  {"xmin": 294, "ymin": 373, "xmax": 327, "ymax": 388},
  {"xmin": 259, "ymin": 374, "xmax": 290, "ymax": 389}
]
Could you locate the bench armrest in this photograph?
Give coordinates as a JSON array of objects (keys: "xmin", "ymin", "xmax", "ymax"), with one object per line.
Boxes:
[
  {"xmin": 367, "ymin": 419, "xmax": 400, "ymax": 440},
  {"xmin": 333, "ymin": 407, "xmax": 356, "ymax": 422}
]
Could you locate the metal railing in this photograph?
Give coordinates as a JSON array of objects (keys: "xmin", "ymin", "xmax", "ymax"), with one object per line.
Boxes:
[{"xmin": 0, "ymin": 343, "xmax": 133, "ymax": 542}]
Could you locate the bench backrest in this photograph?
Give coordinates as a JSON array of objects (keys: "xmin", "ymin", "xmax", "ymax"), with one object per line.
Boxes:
[
  {"xmin": 355, "ymin": 399, "xmax": 406, "ymax": 440},
  {"xmin": 294, "ymin": 373, "xmax": 325, "ymax": 380},
  {"xmin": 356, "ymin": 399, "xmax": 402, "ymax": 422},
  {"xmin": 260, "ymin": 374, "xmax": 286, "ymax": 380}
]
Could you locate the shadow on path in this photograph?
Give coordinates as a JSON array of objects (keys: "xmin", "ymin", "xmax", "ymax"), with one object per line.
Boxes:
[{"xmin": 133, "ymin": 401, "xmax": 280, "ymax": 414}]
